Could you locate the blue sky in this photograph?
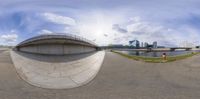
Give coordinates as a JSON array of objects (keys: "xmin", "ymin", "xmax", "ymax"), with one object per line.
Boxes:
[{"xmin": 0, "ymin": 0, "xmax": 200, "ymax": 47}]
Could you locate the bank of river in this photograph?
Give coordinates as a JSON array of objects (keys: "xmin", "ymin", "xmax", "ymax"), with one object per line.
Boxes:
[
  {"xmin": 119, "ymin": 50, "xmax": 200, "ymax": 57},
  {"xmin": 111, "ymin": 50, "xmax": 200, "ymax": 63}
]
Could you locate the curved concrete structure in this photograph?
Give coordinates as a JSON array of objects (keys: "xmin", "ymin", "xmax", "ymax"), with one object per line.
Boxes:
[
  {"xmin": 11, "ymin": 34, "xmax": 105, "ymax": 89},
  {"xmin": 16, "ymin": 34, "xmax": 98, "ymax": 55}
]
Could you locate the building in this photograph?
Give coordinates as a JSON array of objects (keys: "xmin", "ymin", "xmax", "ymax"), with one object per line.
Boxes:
[
  {"xmin": 129, "ymin": 40, "xmax": 140, "ymax": 48},
  {"xmin": 153, "ymin": 41, "xmax": 157, "ymax": 48},
  {"xmin": 144, "ymin": 42, "xmax": 148, "ymax": 48},
  {"xmin": 179, "ymin": 41, "xmax": 195, "ymax": 47},
  {"xmin": 141, "ymin": 42, "xmax": 144, "ymax": 47}
]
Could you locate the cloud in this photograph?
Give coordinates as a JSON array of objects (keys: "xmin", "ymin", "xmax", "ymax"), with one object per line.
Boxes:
[
  {"xmin": 129, "ymin": 16, "xmax": 141, "ymax": 23},
  {"xmin": 0, "ymin": 34, "xmax": 18, "ymax": 42},
  {"xmin": 0, "ymin": 0, "xmax": 200, "ymax": 46},
  {"xmin": 42, "ymin": 12, "xmax": 76, "ymax": 26},
  {"xmin": 112, "ymin": 24, "xmax": 127, "ymax": 33},
  {"xmin": 110, "ymin": 16, "xmax": 182, "ymax": 46},
  {"xmin": 127, "ymin": 21, "xmax": 164, "ymax": 35},
  {"xmin": 104, "ymin": 34, "xmax": 108, "ymax": 37},
  {"xmin": 37, "ymin": 29, "xmax": 53, "ymax": 35}
]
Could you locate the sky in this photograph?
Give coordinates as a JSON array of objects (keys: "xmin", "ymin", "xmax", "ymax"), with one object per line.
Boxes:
[{"xmin": 0, "ymin": 0, "xmax": 200, "ymax": 47}]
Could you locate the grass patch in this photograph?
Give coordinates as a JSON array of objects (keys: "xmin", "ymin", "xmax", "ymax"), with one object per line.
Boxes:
[{"xmin": 111, "ymin": 50, "xmax": 200, "ymax": 63}]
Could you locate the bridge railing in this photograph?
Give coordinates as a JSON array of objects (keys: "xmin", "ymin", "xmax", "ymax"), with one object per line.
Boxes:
[{"xmin": 17, "ymin": 33, "xmax": 97, "ymax": 47}]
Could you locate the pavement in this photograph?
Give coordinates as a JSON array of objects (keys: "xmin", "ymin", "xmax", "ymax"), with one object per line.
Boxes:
[
  {"xmin": 1, "ymin": 49, "xmax": 200, "ymax": 99},
  {"xmin": 10, "ymin": 51, "xmax": 105, "ymax": 89}
]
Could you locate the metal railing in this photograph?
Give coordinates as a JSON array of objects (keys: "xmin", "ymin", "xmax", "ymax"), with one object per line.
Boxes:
[{"xmin": 17, "ymin": 33, "xmax": 97, "ymax": 47}]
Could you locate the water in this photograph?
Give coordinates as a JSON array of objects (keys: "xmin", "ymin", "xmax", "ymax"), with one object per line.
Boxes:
[{"xmin": 119, "ymin": 50, "xmax": 200, "ymax": 57}]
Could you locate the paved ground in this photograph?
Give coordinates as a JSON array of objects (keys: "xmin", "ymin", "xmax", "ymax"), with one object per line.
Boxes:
[
  {"xmin": 1, "ymin": 50, "xmax": 200, "ymax": 99},
  {"xmin": 10, "ymin": 51, "xmax": 105, "ymax": 89}
]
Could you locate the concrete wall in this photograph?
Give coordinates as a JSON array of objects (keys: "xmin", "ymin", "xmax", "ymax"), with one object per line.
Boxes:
[{"xmin": 19, "ymin": 44, "xmax": 96, "ymax": 55}]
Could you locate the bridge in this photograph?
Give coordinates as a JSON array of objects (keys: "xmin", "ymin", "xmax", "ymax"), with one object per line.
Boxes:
[
  {"xmin": 15, "ymin": 33, "xmax": 98, "ymax": 55},
  {"xmin": 107, "ymin": 47, "xmax": 193, "ymax": 52},
  {"xmin": 170, "ymin": 47, "xmax": 192, "ymax": 51}
]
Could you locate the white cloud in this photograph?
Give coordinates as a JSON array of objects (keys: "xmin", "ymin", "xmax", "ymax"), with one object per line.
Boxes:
[
  {"xmin": 0, "ymin": 34, "xmax": 18, "ymax": 42},
  {"xmin": 42, "ymin": 12, "xmax": 76, "ymax": 26},
  {"xmin": 112, "ymin": 24, "xmax": 127, "ymax": 33},
  {"xmin": 38, "ymin": 29, "xmax": 53, "ymax": 35},
  {"xmin": 0, "ymin": 0, "xmax": 200, "ymax": 47},
  {"xmin": 126, "ymin": 20, "xmax": 164, "ymax": 35},
  {"xmin": 0, "ymin": 34, "xmax": 18, "ymax": 45},
  {"xmin": 129, "ymin": 16, "xmax": 141, "ymax": 23},
  {"xmin": 76, "ymin": 11, "xmax": 120, "ymax": 46},
  {"xmin": 110, "ymin": 16, "xmax": 183, "ymax": 46}
]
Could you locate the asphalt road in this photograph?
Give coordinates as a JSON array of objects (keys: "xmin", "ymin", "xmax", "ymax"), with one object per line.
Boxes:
[{"xmin": 1, "ymin": 50, "xmax": 200, "ymax": 99}]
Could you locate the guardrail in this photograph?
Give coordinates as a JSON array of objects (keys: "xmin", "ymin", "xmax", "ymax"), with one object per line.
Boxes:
[{"xmin": 17, "ymin": 33, "xmax": 97, "ymax": 47}]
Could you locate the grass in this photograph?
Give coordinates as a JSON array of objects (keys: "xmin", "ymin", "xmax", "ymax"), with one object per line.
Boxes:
[{"xmin": 111, "ymin": 50, "xmax": 200, "ymax": 63}]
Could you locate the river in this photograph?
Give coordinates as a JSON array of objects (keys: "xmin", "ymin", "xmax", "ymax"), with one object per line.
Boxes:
[{"xmin": 118, "ymin": 50, "xmax": 200, "ymax": 57}]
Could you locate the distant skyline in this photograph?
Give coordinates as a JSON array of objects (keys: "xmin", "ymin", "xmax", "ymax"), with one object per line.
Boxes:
[{"xmin": 0, "ymin": 0, "xmax": 200, "ymax": 47}]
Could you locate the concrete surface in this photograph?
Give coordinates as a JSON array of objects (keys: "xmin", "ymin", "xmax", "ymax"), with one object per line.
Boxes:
[
  {"xmin": 10, "ymin": 51, "xmax": 105, "ymax": 89},
  {"xmin": 18, "ymin": 34, "xmax": 97, "ymax": 47},
  {"xmin": 16, "ymin": 34, "xmax": 98, "ymax": 55},
  {"xmin": 1, "ymin": 50, "xmax": 200, "ymax": 98},
  {"xmin": 19, "ymin": 44, "xmax": 96, "ymax": 55}
]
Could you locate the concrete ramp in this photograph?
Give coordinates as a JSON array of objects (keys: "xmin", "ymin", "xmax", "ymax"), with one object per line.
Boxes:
[{"xmin": 10, "ymin": 51, "xmax": 105, "ymax": 89}]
